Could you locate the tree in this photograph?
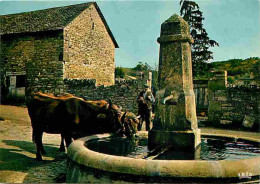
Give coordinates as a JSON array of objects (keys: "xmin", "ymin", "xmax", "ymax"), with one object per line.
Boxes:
[
  {"xmin": 115, "ymin": 67, "xmax": 125, "ymax": 78},
  {"xmin": 180, "ymin": 0, "xmax": 219, "ymax": 77},
  {"xmin": 251, "ymin": 61, "xmax": 260, "ymax": 81},
  {"xmin": 133, "ymin": 62, "xmax": 151, "ymax": 71}
]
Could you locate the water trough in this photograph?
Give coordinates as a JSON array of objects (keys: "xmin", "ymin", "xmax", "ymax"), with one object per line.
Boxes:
[{"xmin": 66, "ymin": 131, "xmax": 260, "ymax": 183}]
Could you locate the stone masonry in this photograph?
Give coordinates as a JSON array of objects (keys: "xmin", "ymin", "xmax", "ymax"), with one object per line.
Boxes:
[
  {"xmin": 149, "ymin": 14, "xmax": 201, "ymax": 151},
  {"xmin": 64, "ymin": 78, "xmax": 147, "ymax": 114},
  {"xmin": 208, "ymin": 71, "xmax": 260, "ymax": 129},
  {"xmin": 1, "ymin": 31, "xmax": 64, "ymax": 96},
  {"xmin": 63, "ymin": 3, "xmax": 116, "ymax": 86},
  {"xmin": 0, "ymin": 2, "xmax": 118, "ymax": 102}
]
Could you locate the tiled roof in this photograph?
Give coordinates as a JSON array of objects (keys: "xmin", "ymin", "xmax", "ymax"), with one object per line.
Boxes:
[{"xmin": 0, "ymin": 2, "xmax": 119, "ymax": 48}]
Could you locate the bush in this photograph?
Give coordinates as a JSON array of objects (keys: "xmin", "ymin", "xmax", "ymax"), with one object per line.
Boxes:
[
  {"xmin": 251, "ymin": 61, "xmax": 260, "ymax": 80},
  {"xmin": 115, "ymin": 67, "xmax": 125, "ymax": 78},
  {"xmin": 227, "ymin": 76, "xmax": 234, "ymax": 84}
]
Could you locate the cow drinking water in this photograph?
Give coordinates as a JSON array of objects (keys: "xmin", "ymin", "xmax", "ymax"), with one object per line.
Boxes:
[{"xmin": 27, "ymin": 92, "xmax": 125, "ymax": 161}]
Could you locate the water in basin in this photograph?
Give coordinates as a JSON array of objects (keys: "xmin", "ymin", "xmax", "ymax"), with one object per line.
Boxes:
[{"xmin": 86, "ymin": 136, "xmax": 260, "ymax": 160}]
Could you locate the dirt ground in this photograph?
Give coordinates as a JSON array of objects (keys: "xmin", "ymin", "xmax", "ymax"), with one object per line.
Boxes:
[{"xmin": 0, "ymin": 105, "xmax": 67, "ymax": 183}]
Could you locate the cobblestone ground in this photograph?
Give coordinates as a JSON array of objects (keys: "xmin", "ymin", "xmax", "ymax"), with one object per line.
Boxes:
[{"xmin": 0, "ymin": 105, "xmax": 67, "ymax": 183}]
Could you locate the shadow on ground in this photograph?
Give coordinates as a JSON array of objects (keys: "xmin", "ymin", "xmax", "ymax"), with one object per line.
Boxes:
[
  {"xmin": 3, "ymin": 140, "xmax": 59, "ymax": 157},
  {"xmin": 1, "ymin": 140, "xmax": 60, "ymax": 170},
  {"xmin": 0, "ymin": 147, "xmax": 50, "ymax": 171},
  {"xmin": 0, "ymin": 140, "xmax": 67, "ymax": 183}
]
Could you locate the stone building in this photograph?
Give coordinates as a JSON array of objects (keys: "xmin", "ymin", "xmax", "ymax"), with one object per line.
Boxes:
[{"xmin": 0, "ymin": 2, "xmax": 118, "ymax": 102}]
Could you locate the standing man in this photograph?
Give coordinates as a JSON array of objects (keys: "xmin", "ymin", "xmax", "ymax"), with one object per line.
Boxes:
[{"xmin": 137, "ymin": 84, "xmax": 155, "ymax": 131}]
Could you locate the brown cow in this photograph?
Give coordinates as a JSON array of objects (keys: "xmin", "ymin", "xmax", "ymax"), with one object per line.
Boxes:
[
  {"xmin": 119, "ymin": 112, "xmax": 140, "ymax": 138},
  {"xmin": 27, "ymin": 92, "xmax": 124, "ymax": 161}
]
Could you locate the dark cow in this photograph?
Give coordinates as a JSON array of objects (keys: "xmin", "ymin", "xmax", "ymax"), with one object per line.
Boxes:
[{"xmin": 27, "ymin": 92, "xmax": 124, "ymax": 161}]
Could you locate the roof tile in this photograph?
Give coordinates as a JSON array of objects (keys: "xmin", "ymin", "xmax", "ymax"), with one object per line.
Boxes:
[{"xmin": 0, "ymin": 3, "xmax": 92, "ymax": 35}]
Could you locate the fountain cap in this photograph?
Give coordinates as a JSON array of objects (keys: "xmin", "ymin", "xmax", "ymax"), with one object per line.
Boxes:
[
  {"xmin": 158, "ymin": 14, "xmax": 193, "ymax": 44},
  {"xmin": 164, "ymin": 14, "xmax": 184, "ymax": 23}
]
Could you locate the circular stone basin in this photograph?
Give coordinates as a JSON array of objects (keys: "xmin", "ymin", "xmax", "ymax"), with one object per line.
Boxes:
[
  {"xmin": 86, "ymin": 136, "xmax": 260, "ymax": 160},
  {"xmin": 66, "ymin": 131, "xmax": 260, "ymax": 183}
]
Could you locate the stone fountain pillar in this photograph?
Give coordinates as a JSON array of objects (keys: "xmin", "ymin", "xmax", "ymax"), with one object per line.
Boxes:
[{"xmin": 148, "ymin": 14, "xmax": 201, "ymax": 151}]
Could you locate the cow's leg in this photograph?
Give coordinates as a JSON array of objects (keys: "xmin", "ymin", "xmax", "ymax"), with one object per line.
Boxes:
[
  {"xmin": 59, "ymin": 134, "xmax": 65, "ymax": 152},
  {"xmin": 39, "ymin": 132, "xmax": 46, "ymax": 155},
  {"xmin": 64, "ymin": 135, "xmax": 73, "ymax": 149},
  {"xmin": 33, "ymin": 130, "xmax": 44, "ymax": 161}
]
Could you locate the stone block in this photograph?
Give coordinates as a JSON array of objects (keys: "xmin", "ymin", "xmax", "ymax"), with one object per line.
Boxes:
[
  {"xmin": 207, "ymin": 90, "xmax": 214, "ymax": 101},
  {"xmin": 217, "ymin": 96, "xmax": 227, "ymax": 101},
  {"xmin": 148, "ymin": 129, "xmax": 201, "ymax": 151},
  {"xmin": 220, "ymin": 119, "xmax": 232, "ymax": 125},
  {"xmin": 221, "ymin": 107, "xmax": 233, "ymax": 111},
  {"xmin": 208, "ymin": 101, "xmax": 222, "ymax": 112},
  {"xmin": 208, "ymin": 79, "xmax": 226, "ymax": 90},
  {"xmin": 221, "ymin": 103, "xmax": 233, "ymax": 107},
  {"xmin": 214, "ymin": 90, "xmax": 227, "ymax": 96},
  {"xmin": 223, "ymin": 112, "xmax": 232, "ymax": 118},
  {"xmin": 242, "ymin": 116, "xmax": 255, "ymax": 128}
]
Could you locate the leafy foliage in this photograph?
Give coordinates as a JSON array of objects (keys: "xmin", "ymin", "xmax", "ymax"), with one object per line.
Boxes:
[
  {"xmin": 250, "ymin": 59, "xmax": 260, "ymax": 80},
  {"xmin": 180, "ymin": 0, "xmax": 219, "ymax": 76},
  {"xmin": 115, "ymin": 66, "xmax": 125, "ymax": 78},
  {"xmin": 210, "ymin": 57, "xmax": 260, "ymax": 78},
  {"xmin": 227, "ymin": 76, "xmax": 235, "ymax": 84},
  {"xmin": 133, "ymin": 62, "xmax": 151, "ymax": 71}
]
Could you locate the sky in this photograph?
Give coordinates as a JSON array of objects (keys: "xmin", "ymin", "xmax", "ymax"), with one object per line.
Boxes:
[{"xmin": 0, "ymin": 0, "xmax": 259, "ymax": 68}]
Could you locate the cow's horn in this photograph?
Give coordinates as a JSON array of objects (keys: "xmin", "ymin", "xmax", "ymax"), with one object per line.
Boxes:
[
  {"xmin": 136, "ymin": 115, "xmax": 141, "ymax": 119},
  {"xmin": 119, "ymin": 105, "xmax": 122, "ymax": 111}
]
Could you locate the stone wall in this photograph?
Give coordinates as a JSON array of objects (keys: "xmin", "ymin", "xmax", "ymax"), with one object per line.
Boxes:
[
  {"xmin": 64, "ymin": 79, "xmax": 147, "ymax": 113},
  {"xmin": 208, "ymin": 72, "xmax": 260, "ymax": 130},
  {"xmin": 1, "ymin": 30, "xmax": 64, "ymax": 99},
  {"xmin": 63, "ymin": 78, "xmax": 209, "ymax": 115},
  {"xmin": 63, "ymin": 4, "xmax": 115, "ymax": 86}
]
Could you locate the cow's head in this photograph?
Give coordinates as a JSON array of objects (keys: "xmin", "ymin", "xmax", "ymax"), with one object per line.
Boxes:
[{"xmin": 120, "ymin": 112, "xmax": 140, "ymax": 138}]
